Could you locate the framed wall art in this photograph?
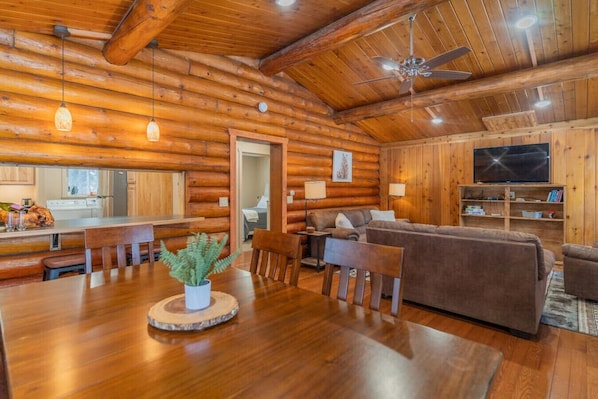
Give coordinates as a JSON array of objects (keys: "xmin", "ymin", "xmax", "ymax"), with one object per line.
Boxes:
[{"xmin": 332, "ymin": 150, "xmax": 352, "ymax": 182}]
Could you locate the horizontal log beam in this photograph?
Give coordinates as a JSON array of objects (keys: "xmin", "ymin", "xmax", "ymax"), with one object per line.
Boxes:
[
  {"xmin": 334, "ymin": 52, "xmax": 598, "ymax": 124},
  {"xmin": 259, "ymin": 0, "xmax": 445, "ymax": 75},
  {"xmin": 103, "ymin": 0, "xmax": 193, "ymax": 65}
]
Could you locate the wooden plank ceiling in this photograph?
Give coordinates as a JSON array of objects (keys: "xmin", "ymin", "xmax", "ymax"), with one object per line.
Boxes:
[{"xmin": 1, "ymin": 0, "xmax": 597, "ymax": 143}]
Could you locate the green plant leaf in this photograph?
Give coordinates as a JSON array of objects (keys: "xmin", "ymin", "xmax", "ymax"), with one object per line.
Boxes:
[{"xmin": 159, "ymin": 233, "xmax": 240, "ymax": 286}]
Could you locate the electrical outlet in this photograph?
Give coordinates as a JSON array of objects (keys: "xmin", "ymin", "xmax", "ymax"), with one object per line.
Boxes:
[
  {"xmin": 218, "ymin": 197, "xmax": 229, "ymax": 207},
  {"xmin": 50, "ymin": 233, "xmax": 61, "ymax": 251}
]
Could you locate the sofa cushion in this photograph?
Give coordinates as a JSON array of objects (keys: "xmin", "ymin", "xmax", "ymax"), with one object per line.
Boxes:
[
  {"xmin": 370, "ymin": 210, "xmax": 395, "ymax": 221},
  {"xmin": 436, "ymin": 226, "xmax": 550, "ymax": 280},
  {"xmin": 368, "ymin": 219, "xmax": 437, "ymax": 234},
  {"xmin": 309, "ymin": 208, "xmax": 376, "ymax": 231},
  {"xmin": 335, "ymin": 213, "xmax": 354, "ymax": 229},
  {"xmin": 563, "ymin": 243, "xmax": 598, "ymax": 262},
  {"xmin": 310, "ymin": 211, "xmax": 337, "ymax": 231}
]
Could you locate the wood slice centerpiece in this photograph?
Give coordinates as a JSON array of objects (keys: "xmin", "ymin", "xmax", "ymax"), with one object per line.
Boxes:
[{"xmin": 147, "ymin": 291, "xmax": 238, "ymax": 331}]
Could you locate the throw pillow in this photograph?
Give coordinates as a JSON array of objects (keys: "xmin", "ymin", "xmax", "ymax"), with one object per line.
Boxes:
[
  {"xmin": 370, "ymin": 210, "xmax": 395, "ymax": 221},
  {"xmin": 335, "ymin": 213, "xmax": 354, "ymax": 229}
]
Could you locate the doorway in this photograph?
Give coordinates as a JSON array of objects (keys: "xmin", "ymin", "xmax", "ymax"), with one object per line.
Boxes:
[
  {"xmin": 228, "ymin": 129, "xmax": 288, "ymax": 252},
  {"xmin": 238, "ymin": 142, "xmax": 270, "ymax": 249}
]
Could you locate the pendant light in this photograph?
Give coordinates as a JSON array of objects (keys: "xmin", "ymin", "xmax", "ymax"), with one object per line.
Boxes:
[
  {"xmin": 54, "ymin": 25, "xmax": 72, "ymax": 131},
  {"xmin": 146, "ymin": 39, "xmax": 160, "ymax": 142}
]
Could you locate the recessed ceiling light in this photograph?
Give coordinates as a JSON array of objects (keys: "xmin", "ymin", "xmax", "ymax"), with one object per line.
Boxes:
[
  {"xmin": 431, "ymin": 117, "xmax": 443, "ymax": 124},
  {"xmin": 276, "ymin": 0, "xmax": 296, "ymax": 6},
  {"xmin": 534, "ymin": 99, "xmax": 551, "ymax": 108},
  {"xmin": 515, "ymin": 15, "xmax": 538, "ymax": 30}
]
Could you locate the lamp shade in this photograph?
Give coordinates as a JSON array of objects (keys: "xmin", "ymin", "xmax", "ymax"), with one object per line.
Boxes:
[
  {"xmin": 304, "ymin": 181, "xmax": 326, "ymax": 200},
  {"xmin": 389, "ymin": 183, "xmax": 406, "ymax": 197},
  {"xmin": 146, "ymin": 119, "xmax": 160, "ymax": 142},
  {"xmin": 55, "ymin": 104, "xmax": 72, "ymax": 131}
]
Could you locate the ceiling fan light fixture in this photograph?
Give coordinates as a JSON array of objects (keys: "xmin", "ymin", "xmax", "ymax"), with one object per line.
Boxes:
[
  {"xmin": 431, "ymin": 117, "xmax": 443, "ymax": 125},
  {"xmin": 275, "ymin": 0, "xmax": 295, "ymax": 6},
  {"xmin": 534, "ymin": 99, "xmax": 551, "ymax": 108},
  {"xmin": 515, "ymin": 15, "xmax": 538, "ymax": 30}
]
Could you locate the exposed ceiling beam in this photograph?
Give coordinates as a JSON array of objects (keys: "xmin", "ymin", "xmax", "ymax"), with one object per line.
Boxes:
[
  {"xmin": 102, "ymin": 0, "xmax": 193, "ymax": 65},
  {"xmin": 333, "ymin": 52, "xmax": 598, "ymax": 124},
  {"xmin": 259, "ymin": 0, "xmax": 446, "ymax": 76}
]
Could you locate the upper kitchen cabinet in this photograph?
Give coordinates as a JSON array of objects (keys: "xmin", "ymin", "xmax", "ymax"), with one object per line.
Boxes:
[{"xmin": 0, "ymin": 167, "xmax": 34, "ymax": 185}]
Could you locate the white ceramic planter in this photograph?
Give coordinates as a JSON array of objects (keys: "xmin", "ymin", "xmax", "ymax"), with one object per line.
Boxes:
[{"xmin": 184, "ymin": 280, "xmax": 212, "ymax": 310}]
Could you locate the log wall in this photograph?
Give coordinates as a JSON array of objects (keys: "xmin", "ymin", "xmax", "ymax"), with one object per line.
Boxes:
[
  {"xmin": 0, "ymin": 30, "xmax": 380, "ymax": 280},
  {"xmin": 381, "ymin": 128, "xmax": 598, "ymax": 246}
]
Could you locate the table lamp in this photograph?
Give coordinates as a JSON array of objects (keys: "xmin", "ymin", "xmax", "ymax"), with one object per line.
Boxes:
[
  {"xmin": 304, "ymin": 180, "xmax": 326, "ymax": 228},
  {"xmin": 388, "ymin": 183, "xmax": 406, "ymax": 211}
]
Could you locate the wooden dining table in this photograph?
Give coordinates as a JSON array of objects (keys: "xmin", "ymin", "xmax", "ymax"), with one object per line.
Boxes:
[{"xmin": 0, "ymin": 262, "xmax": 502, "ymax": 398}]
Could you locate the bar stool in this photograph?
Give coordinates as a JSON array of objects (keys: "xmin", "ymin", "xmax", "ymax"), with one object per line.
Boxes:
[{"xmin": 42, "ymin": 253, "xmax": 86, "ymax": 280}]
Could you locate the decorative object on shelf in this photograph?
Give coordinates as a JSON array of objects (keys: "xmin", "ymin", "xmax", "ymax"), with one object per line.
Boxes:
[
  {"xmin": 332, "ymin": 150, "xmax": 352, "ymax": 182},
  {"xmin": 146, "ymin": 39, "xmax": 160, "ymax": 142},
  {"xmin": 304, "ymin": 180, "xmax": 326, "ymax": 225},
  {"xmin": 53, "ymin": 25, "xmax": 72, "ymax": 132},
  {"xmin": 522, "ymin": 210, "xmax": 543, "ymax": 219},
  {"xmin": 388, "ymin": 183, "xmax": 406, "ymax": 211},
  {"xmin": 159, "ymin": 233, "xmax": 240, "ymax": 310}
]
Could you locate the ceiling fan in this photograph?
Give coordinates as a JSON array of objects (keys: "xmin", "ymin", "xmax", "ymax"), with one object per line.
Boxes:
[{"xmin": 356, "ymin": 14, "xmax": 472, "ymax": 95}]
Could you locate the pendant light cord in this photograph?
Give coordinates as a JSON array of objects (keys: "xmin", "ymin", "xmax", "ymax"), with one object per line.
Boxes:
[
  {"xmin": 61, "ymin": 35, "xmax": 65, "ymax": 106},
  {"xmin": 151, "ymin": 46, "xmax": 155, "ymax": 120}
]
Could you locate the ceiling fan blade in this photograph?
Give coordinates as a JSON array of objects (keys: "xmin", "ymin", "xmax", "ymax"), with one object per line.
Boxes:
[
  {"xmin": 421, "ymin": 46, "xmax": 471, "ymax": 69},
  {"xmin": 372, "ymin": 56, "xmax": 401, "ymax": 71},
  {"xmin": 399, "ymin": 78, "xmax": 412, "ymax": 95},
  {"xmin": 426, "ymin": 69, "xmax": 472, "ymax": 80},
  {"xmin": 353, "ymin": 75, "xmax": 398, "ymax": 85}
]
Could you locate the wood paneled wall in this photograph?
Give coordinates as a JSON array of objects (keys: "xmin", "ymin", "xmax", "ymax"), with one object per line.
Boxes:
[
  {"xmin": 381, "ymin": 128, "xmax": 598, "ymax": 246},
  {"xmin": 0, "ymin": 28, "xmax": 380, "ymax": 280}
]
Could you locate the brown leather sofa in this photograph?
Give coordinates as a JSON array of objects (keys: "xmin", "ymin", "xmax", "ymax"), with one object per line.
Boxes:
[
  {"xmin": 366, "ymin": 220, "xmax": 555, "ymax": 337},
  {"xmin": 562, "ymin": 243, "xmax": 598, "ymax": 301}
]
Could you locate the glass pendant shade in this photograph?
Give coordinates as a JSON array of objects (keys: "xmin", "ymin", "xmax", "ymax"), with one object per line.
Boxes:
[
  {"xmin": 55, "ymin": 103, "xmax": 72, "ymax": 131},
  {"xmin": 146, "ymin": 118, "xmax": 160, "ymax": 142}
]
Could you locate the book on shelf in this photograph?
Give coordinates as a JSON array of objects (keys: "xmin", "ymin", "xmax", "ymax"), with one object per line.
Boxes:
[{"xmin": 546, "ymin": 189, "xmax": 563, "ymax": 203}]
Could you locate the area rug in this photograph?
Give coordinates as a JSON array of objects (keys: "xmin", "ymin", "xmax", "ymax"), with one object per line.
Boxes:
[{"xmin": 541, "ymin": 270, "xmax": 598, "ymax": 337}]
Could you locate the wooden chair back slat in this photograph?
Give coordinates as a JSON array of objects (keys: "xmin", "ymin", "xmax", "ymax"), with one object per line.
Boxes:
[
  {"xmin": 84, "ymin": 224, "xmax": 155, "ymax": 272},
  {"xmin": 249, "ymin": 229, "xmax": 302, "ymax": 286},
  {"xmin": 322, "ymin": 238, "xmax": 405, "ymax": 317}
]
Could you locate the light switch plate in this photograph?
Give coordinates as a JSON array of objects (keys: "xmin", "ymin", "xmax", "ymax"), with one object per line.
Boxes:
[
  {"xmin": 286, "ymin": 195, "xmax": 293, "ymax": 204},
  {"xmin": 218, "ymin": 197, "xmax": 229, "ymax": 207}
]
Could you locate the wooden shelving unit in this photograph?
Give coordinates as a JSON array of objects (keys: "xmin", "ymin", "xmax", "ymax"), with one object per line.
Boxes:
[{"xmin": 459, "ymin": 184, "xmax": 565, "ymax": 260}]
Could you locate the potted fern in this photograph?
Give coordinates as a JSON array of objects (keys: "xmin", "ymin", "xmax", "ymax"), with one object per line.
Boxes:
[{"xmin": 159, "ymin": 233, "xmax": 240, "ymax": 310}]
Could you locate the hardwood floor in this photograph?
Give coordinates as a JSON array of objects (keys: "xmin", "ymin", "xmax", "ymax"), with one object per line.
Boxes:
[
  {"xmin": 234, "ymin": 250, "xmax": 598, "ymax": 399},
  {"xmin": 2, "ymin": 251, "xmax": 596, "ymax": 398}
]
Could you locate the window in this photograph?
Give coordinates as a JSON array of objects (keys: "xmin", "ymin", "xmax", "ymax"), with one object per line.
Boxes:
[{"xmin": 66, "ymin": 169, "xmax": 99, "ymax": 197}]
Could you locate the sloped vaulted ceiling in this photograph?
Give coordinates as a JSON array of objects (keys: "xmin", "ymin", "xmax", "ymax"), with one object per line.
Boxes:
[{"xmin": 1, "ymin": 0, "xmax": 597, "ymax": 143}]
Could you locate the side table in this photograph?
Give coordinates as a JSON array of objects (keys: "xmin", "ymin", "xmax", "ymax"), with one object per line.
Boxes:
[{"xmin": 297, "ymin": 230, "xmax": 332, "ymax": 272}]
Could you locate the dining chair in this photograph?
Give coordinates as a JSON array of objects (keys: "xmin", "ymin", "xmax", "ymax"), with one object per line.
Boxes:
[
  {"xmin": 84, "ymin": 223, "xmax": 155, "ymax": 272},
  {"xmin": 249, "ymin": 228, "xmax": 302, "ymax": 286},
  {"xmin": 322, "ymin": 238, "xmax": 405, "ymax": 317}
]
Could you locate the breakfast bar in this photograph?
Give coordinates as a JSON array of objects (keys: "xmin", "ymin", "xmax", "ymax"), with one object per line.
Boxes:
[
  {"xmin": 0, "ymin": 216, "xmax": 205, "ymax": 282},
  {"xmin": 0, "ymin": 215, "xmax": 205, "ymax": 239}
]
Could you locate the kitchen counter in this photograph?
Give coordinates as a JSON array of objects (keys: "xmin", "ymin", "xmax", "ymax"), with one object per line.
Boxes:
[{"xmin": 0, "ymin": 215, "xmax": 205, "ymax": 238}]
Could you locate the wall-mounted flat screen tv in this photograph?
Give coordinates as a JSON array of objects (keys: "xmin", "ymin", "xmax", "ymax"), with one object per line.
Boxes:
[{"xmin": 473, "ymin": 143, "xmax": 550, "ymax": 183}]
